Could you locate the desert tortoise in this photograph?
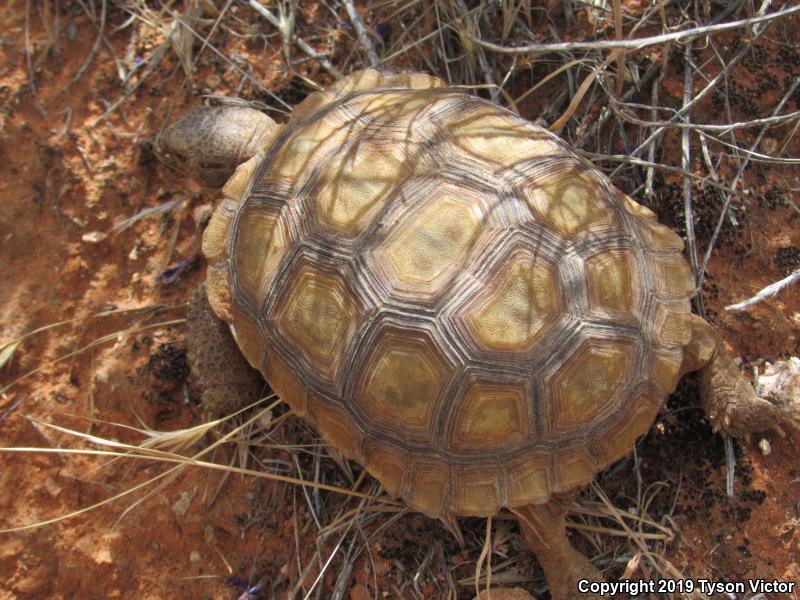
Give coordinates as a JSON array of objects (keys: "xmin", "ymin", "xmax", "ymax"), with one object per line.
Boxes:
[{"xmin": 156, "ymin": 69, "xmax": 799, "ymax": 599}]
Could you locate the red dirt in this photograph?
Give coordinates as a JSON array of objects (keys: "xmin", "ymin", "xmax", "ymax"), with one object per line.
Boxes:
[{"xmin": 1, "ymin": 1, "xmax": 798, "ymax": 599}]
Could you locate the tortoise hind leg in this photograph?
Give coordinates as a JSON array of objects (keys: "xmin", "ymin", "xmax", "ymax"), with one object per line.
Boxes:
[
  {"xmin": 682, "ymin": 313, "xmax": 800, "ymax": 436},
  {"xmin": 514, "ymin": 490, "xmax": 604, "ymax": 600}
]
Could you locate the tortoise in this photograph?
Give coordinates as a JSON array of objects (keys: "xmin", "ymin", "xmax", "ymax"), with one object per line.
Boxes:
[{"xmin": 155, "ymin": 69, "xmax": 799, "ymax": 599}]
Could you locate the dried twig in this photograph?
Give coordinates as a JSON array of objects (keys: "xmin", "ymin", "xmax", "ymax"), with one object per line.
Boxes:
[
  {"xmin": 698, "ymin": 76, "xmax": 800, "ymax": 284},
  {"xmin": 341, "ymin": 0, "xmax": 379, "ymax": 67},
  {"xmin": 248, "ymin": 0, "xmax": 342, "ymax": 78},
  {"xmin": 681, "ymin": 42, "xmax": 703, "ymax": 316},
  {"xmin": 725, "ymin": 270, "xmax": 800, "ymax": 312},
  {"xmin": 450, "ymin": 0, "xmax": 498, "ymax": 101},
  {"xmin": 65, "ymin": 0, "xmax": 107, "ymax": 90},
  {"xmin": 469, "ymin": 4, "xmax": 800, "ymax": 54}
]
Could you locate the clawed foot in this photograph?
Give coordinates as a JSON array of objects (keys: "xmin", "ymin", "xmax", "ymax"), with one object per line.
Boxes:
[{"xmin": 704, "ymin": 358, "xmax": 800, "ymax": 439}]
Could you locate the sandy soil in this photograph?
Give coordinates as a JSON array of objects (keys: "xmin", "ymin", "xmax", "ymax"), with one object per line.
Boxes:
[{"xmin": 0, "ymin": 1, "xmax": 798, "ymax": 599}]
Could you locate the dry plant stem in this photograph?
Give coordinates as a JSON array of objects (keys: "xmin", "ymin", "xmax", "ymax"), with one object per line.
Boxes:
[
  {"xmin": 341, "ymin": 0, "xmax": 379, "ymax": 67},
  {"xmin": 608, "ymin": 0, "xmax": 777, "ymax": 178},
  {"xmin": 514, "ymin": 491, "xmax": 604, "ymax": 600},
  {"xmin": 609, "ymin": 105, "xmax": 800, "ymax": 132},
  {"xmin": 697, "ymin": 76, "xmax": 800, "ymax": 284},
  {"xmin": 644, "ymin": 60, "xmax": 664, "ymax": 199},
  {"xmin": 159, "ymin": 5, "xmax": 291, "ymax": 111},
  {"xmin": 474, "ymin": 516, "xmax": 493, "ymax": 598},
  {"xmin": 24, "ymin": 0, "xmax": 37, "ymax": 94},
  {"xmin": 95, "ymin": 35, "xmax": 171, "ymax": 124},
  {"xmin": 192, "ymin": 0, "xmax": 235, "ymax": 67},
  {"xmin": 470, "ymin": 4, "xmax": 800, "ymax": 53},
  {"xmin": 613, "ymin": 0, "xmax": 626, "ymax": 97},
  {"xmin": 247, "ymin": 0, "xmax": 342, "ymax": 78},
  {"xmin": 725, "ymin": 270, "xmax": 800, "ymax": 312},
  {"xmin": 551, "ymin": 50, "xmax": 621, "ymax": 132},
  {"xmin": 580, "ymin": 153, "xmax": 734, "ymax": 194},
  {"xmin": 450, "ymin": 0, "xmax": 498, "ymax": 102},
  {"xmin": 681, "ymin": 41, "xmax": 703, "ymax": 316},
  {"xmin": 65, "ymin": 0, "xmax": 106, "ymax": 90},
  {"xmin": 575, "ymin": 59, "xmax": 661, "ymax": 149}
]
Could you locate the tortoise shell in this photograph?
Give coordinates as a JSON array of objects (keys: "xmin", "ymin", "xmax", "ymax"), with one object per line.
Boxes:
[{"xmin": 204, "ymin": 76, "xmax": 694, "ymax": 519}]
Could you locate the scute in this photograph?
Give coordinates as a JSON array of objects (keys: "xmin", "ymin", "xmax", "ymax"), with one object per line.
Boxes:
[
  {"xmin": 309, "ymin": 397, "xmax": 363, "ymax": 462},
  {"xmin": 311, "ymin": 139, "xmax": 414, "ymax": 238},
  {"xmin": 585, "ymin": 247, "xmax": 639, "ymax": 315},
  {"xmin": 353, "ymin": 324, "xmax": 453, "ymax": 436},
  {"xmin": 593, "ymin": 388, "xmax": 661, "ymax": 462},
  {"xmin": 376, "ymin": 184, "xmax": 485, "ymax": 297},
  {"xmin": 274, "ymin": 262, "xmax": 362, "ymax": 382},
  {"xmin": 523, "ymin": 167, "xmax": 616, "ymax": 237},
  {"xmin": 271, "ymin": 117, "xmax": 352, "ymax": 181},
  {"xmin": 406, "ymin": 459, "xmax": 449, "ymax": 517},
  {"xmin": 545, "ymin": 338, "xmax": 637, "ymax": 436},
  {"xmin": 233, "ymin": 204, "xmax": 282, "ymax": 299},
  {"xmin": 446, "ymin": 107, "xmax": 562, "ymax": 169},
  {"xmin": 215, "ymin": 80, "xmax": 696, "ymax": 516},
  {"xmin": 449, "ymin": 377, "xmax": 530, "ymax": 451},
  {"xmin": 461, "ymin": 246, "xmax": 561, "ymax": 353},
  {"xmin": 452, "ymin": 467, "xmax": 502, "ymax": 516}
]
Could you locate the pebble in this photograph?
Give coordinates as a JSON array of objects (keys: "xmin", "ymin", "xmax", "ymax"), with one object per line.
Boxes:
[{"xmin": 82, "ymin": 231, "xmax": 108, "ymax": 243}]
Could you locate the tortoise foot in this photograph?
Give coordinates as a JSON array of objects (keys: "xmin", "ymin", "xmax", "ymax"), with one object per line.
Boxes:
[{"xmin": 701, "ymin": 353, "xmax": 800, "ymax": 438}]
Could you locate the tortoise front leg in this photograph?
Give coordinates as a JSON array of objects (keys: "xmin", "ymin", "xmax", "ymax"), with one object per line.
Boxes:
[
  {"xmin": 682, "ymin": 313, "xmax": 800, "ymax": 436},
  {"xmin": 514, "ymin": 490, "xmax": 604, "ymax": 600},
  {"xmin": 186, "ymin": 284, "xmax": 265, "ymax": 417}
]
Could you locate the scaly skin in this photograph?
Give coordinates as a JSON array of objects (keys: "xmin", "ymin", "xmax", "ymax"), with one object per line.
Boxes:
[
  {"xmin": 683, "ymin": 313, "xmax": 800, "ymax": 436},
  {"xmin": 514, "ymin": 491, "xmax": 605, "ymax": 600},
  {"xmin": 155, "ymin": 105, "xmax": 277, "ymax": 187},
  {"xmin": 186, "ymin": 285, "xmax": 264, "ymax": 417}
]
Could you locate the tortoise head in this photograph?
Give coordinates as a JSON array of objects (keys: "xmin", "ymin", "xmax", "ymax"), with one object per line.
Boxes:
[{"xmin": 155, "ymin": 105, "xmax": 278, "ymax": 188}]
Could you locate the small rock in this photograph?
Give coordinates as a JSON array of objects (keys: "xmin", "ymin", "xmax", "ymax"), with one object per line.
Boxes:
[
  {"xmin": 43, "ymin": 477, "xmax": 62, "ymax": 498},
  {"xmin": 204, "ymin": 524, "xmax": 215, "ymax": 543},
  {"xmin": 82, "ymin": 231, "xmax": 108, "ymax": 243},
  {"xmin": 257, "ymin": 410, "xmax": 273, "ymax": 430},
  {"xmin": 204, "ymin": 73, "xmax": 221, "ymax": 90},
  {"xmin": 759, "ymin": 438, "xmax": 771, "ymax": 456},
  {"xmin": 172, "ymin": 487, "xmax": 197, "ymax": 517}
]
